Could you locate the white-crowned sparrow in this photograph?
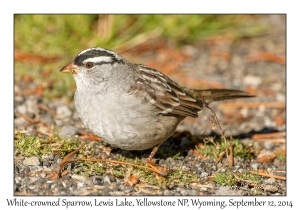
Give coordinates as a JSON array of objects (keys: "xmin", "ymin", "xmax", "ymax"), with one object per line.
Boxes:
[{"xmin": 60, "ymin": 47, "xmax": 252, "ymax": 161}]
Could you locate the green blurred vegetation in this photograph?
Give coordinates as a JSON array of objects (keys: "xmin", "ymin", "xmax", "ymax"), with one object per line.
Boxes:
[
  {"xmin": 14, "ymin": 14, "xmax": 269, "ymax": 99},
  {"xmin": 195, "ymin": 138, "xmax": 254, "ymax": 159},
  {"xmin": 15, "ymin": 14, "xmax": 267, "ymax": 54}
]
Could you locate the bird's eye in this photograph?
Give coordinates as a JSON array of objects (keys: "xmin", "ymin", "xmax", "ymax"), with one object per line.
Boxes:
[{"xmin": 85, "ymin": 62, "xmax": 95, "ymax": 69}]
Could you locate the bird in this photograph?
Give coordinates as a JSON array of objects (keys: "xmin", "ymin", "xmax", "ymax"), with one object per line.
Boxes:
[{"xmin": 60, "ymin": 47, "xmax": 252, "ymax": 170}]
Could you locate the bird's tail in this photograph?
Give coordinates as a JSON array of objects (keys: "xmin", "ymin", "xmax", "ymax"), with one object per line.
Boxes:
[{"xmin": 184, "ymin": 88, "xmax": 254, "ymax": 103}]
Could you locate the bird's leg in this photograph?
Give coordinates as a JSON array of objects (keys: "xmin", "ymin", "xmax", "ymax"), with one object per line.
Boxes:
[
  {"xmin": 146, "ymin": 142, "xmax": 169, "ymax": 176},
  {"xmin": 147, "ymin": 142, "xmax": 163, "ymax": 163}
]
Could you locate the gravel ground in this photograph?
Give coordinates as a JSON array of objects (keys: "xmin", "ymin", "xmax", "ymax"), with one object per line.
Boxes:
[{"xmin": 14, "ymin": 15, "xmax": 286, "ymax": 196}]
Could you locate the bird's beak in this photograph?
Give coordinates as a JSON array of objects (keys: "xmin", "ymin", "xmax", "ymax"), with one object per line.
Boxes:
[{"xmin": 60, "ymin": 62, "xmax": 79, "ymax": 75}]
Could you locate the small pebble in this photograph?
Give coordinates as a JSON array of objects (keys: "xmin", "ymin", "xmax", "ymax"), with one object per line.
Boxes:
[
  {"xmin": 23, "ymin": 157, "xmax": 40, "ymax": 166},
  {"xmin": 77, "ymin": 182, "xmax": 85, "ymax": 188},
  {"xmin": 251, "ymin": 163, "xmax": 259, "ymax": 170},
  {"xmin": 59, "ymin": 125, "xmax": 77, "ymax": 137},
  {"xmin": 103, "ymin": 176, "xmax": 111, "ymax": 185},
  {"xmin": 163, "ymin": 190, "xmax": 173, "ymax": 196},
  {"xmin": 200, "ymin": 172, "xmax": 209, "ymax": 178},
  {"xmin": 188, "ymin": 190, "xmax": 199, "ymax": 195},
  {"xmin": 17, "ymin": 104, "xmax": 27, "ymax": 114},
  {"xmin": 264, "ymin": 178, "xmax": 276, "ymax": 185},
  {"xmin": 109, "ymin": 191, "xmax": 125, "ymax": 196},
  {"xmin": 200, "ymin": 187, "xmax": 208, "ymax": 192},
  {"xmin": 72, "ymin": 175, "xmax": 87, "ymax": 182},
  {"xmin": 100, "ymin": 187, "xmax": 112, "ymax": 196},
  {"xmin": 56, "ymin": 105, "xmax": 72, "ymax": 119}
]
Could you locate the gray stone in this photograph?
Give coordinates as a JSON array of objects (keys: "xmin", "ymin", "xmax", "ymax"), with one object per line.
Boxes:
[
  {"xmin": 103, "ymin": 176, "xmax": 111, "ymax": 185},
  {"xmin": 14, "ymin": 117, "xmax": 27, "ymax": 127},
  {"xmin": 243, "ymin": 75, "xmax": 262, "ymax": 86},
  {"xmin": 72, "ymin": 174, "xmax": 87, "ymax": 182},
  {"xmin": 59, "ymin": 125, "xmax": 77, "ymax": 137},
  {"xmin": 215, "ymin": 186, "xmax": 242, "ymax": 195},
  {"xmin": 23, "ymin": 157, "xmax": 40, "ymax": 166},
  {"xmin": 15, "ymin": 95, "xmax": 24, "ymax": 103},
  {"xmin": 251, "ymin": 163, "xmax": 258, "ymax": 170},
  {"xmin": 200, "ymin": 172, "xmax": 209, "ymax": 178},
  {"xmin": 264, "ymin": 178, "xmax": 276, "ymax": 185},
  {"xmin": 120, "ymin": 186, "xmax": 133, "ymax": 193},
  {"xmin": 101, "ymin": 187, "xmax": 112, "ymax": 195},
  {"xmin": 180, "ymin": 190, "xmax": 188, "ymax": 196},
  {"xmin": 188, "ymin": 190, "xmax": 199, "ymax": 195},
  {"xmin": 56, "ymin": 105, "xmax": 72, "ymax": 119},
  {"xmin": 40, "ymin": 113, "xmax": 54, "ymax": 126},
  {"xmin": 163, "ymin": 190, "xmax": 173, "ymax": 196},
  {"xmin": 25, "ymin": 96, "xmax": 38, "ymax": 114},
  {"xmin": 109, "ymin": 191, "xmax": 124, "ymax": 196},
  {"xmin": 200, "ymin": 187, "xmax": 208, "ymax": 192},
  {"xmin": 264, "ymin": 141, "xmax": 274, "ymax": 150},
  {"xmin": 238, "ymin": 169, "xmax": 244, "ymax": 173},
  {"xmin": 17, "ymin": 104, "xmax": 27, "ymax": 114},
  {"xmin": 77, "ymin": 182, "xmax": 85, "ymax": 188},
  {"xmin": 42, "ymin": 154, "xmax": 54, "ymax": 160}
]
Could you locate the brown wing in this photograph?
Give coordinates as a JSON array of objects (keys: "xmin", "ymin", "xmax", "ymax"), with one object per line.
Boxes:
[{"xmin": 128, "ymin": 64, "xmax": 202, "ymax": 118}]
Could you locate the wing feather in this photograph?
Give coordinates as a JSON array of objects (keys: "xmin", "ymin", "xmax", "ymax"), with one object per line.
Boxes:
[{"xmin": 128, "ymin": 64, "xmax": 202, "ymax": 118}]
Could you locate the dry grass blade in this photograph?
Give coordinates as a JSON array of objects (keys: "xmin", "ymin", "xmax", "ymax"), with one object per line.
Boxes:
[
  {"xmin": 216, "ymin": 150, "xmax": 226, "ymax": 164},
  {"xmin": 215, "ymin": 144, "xmax": 232, "ymax": 165},
  {"xmin": 59, "ymin": 143, "xmax": 85, "ymax": 168},
  {"xmin": 146, "ymin": 160, "xmax": 169, "ymax": 176},
  {"xmin": 79, "ymin": 135, "xmax": 101, "ymax": 141},
  {"xmin": 246, "ymin": 52, "xmax": 286, "ymax": 65},
  {"xmin": 229, "ymin": 144, "xmax": 234, "ymax": 168},
  {"xmin": 252, "ymin": 131, "xmax": 286, "ymax": 144},
  {"xmin": 37, "ymin": 104, "xmax": 57, "ymax": 116},
  {"xmin": 249, "ymin": 170, "xmax": 286, "ymax": 180},
  {"xmin": 14, "ymin": 192, "xmax": 37, "ymax": 196},
  {"xmin": 75, "ymin": 158, "xmax": 169, "ymax": 176},
  {"xmin": 15, "ymin": 50, "xmax": 61, "ymax": 64},
  {"xmin": 97, "ymin": 15, "xmax": 114, "ymax": 40},
  {"xmin": 116, "ymin": 28, "xmax": 163, "ymax": 54},
  {"xmin": 14, "ymin": 129, "xmax": 29, "ymax": 134},
  {"xmin": 48, "ymin": 143, "xmax": 86, "ymax": 179},
  {"xmin": 253, "ymin": 138, "xmax": 285, "ymax": 143},
  {"xmin": 18, "ymin": 113, "xmax": 36, "ymax": 124},
  {"xmin": 252, "ymin": 131, "xmax": 286, "ymax": 139},
  {"xmin": 52, "ymin": 143, "xmax": 170, "ymax": 178}
]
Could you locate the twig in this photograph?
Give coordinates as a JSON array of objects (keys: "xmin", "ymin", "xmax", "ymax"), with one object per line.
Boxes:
[
  {"xmin": 37, "ymin": 104, "xmax": 56, "ymax": 116},
  {"xmin": 253, "ymin": 138, "xmax": 286, "ymax": 143},
  {"xmin": 229, "ymin": 144, "xmax": 234, "ymax": 168},
  {"xmin": 252, "ymin": 131, "xmax": 286, "ymax": 139},
  {"xmin": 18, "ymin": 113, "xmax": 36, "ymax": 124},
  {"xmin": 245, "ymin": 52, "xmax": 286, "ymax": 65},
  {"xmin": 79, "ymin": 135, "xmax": 101, "ymax": 141},
  {"xmin": 59, "ymin": 143, "xmax": 85, "ymax": 169},
  {"xmin": 249, "ymin": 170, "xmax": 286, "ymax": 180},
  {"xmin": 59, "ymin": 158, "xmax": 168, "ymax": 177},
  {"xmin": 216, "ymin": 150, "xmax": 226, "ymax": 164},
  {"xmin": 51, "ymin": 143, "xmax": 169, "ymax": 179}
]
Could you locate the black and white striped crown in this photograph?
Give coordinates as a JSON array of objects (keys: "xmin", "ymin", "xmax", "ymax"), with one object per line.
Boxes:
[{"xmin": 74, "ymin": 48, "xmax": 124, "ymax": 66}]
